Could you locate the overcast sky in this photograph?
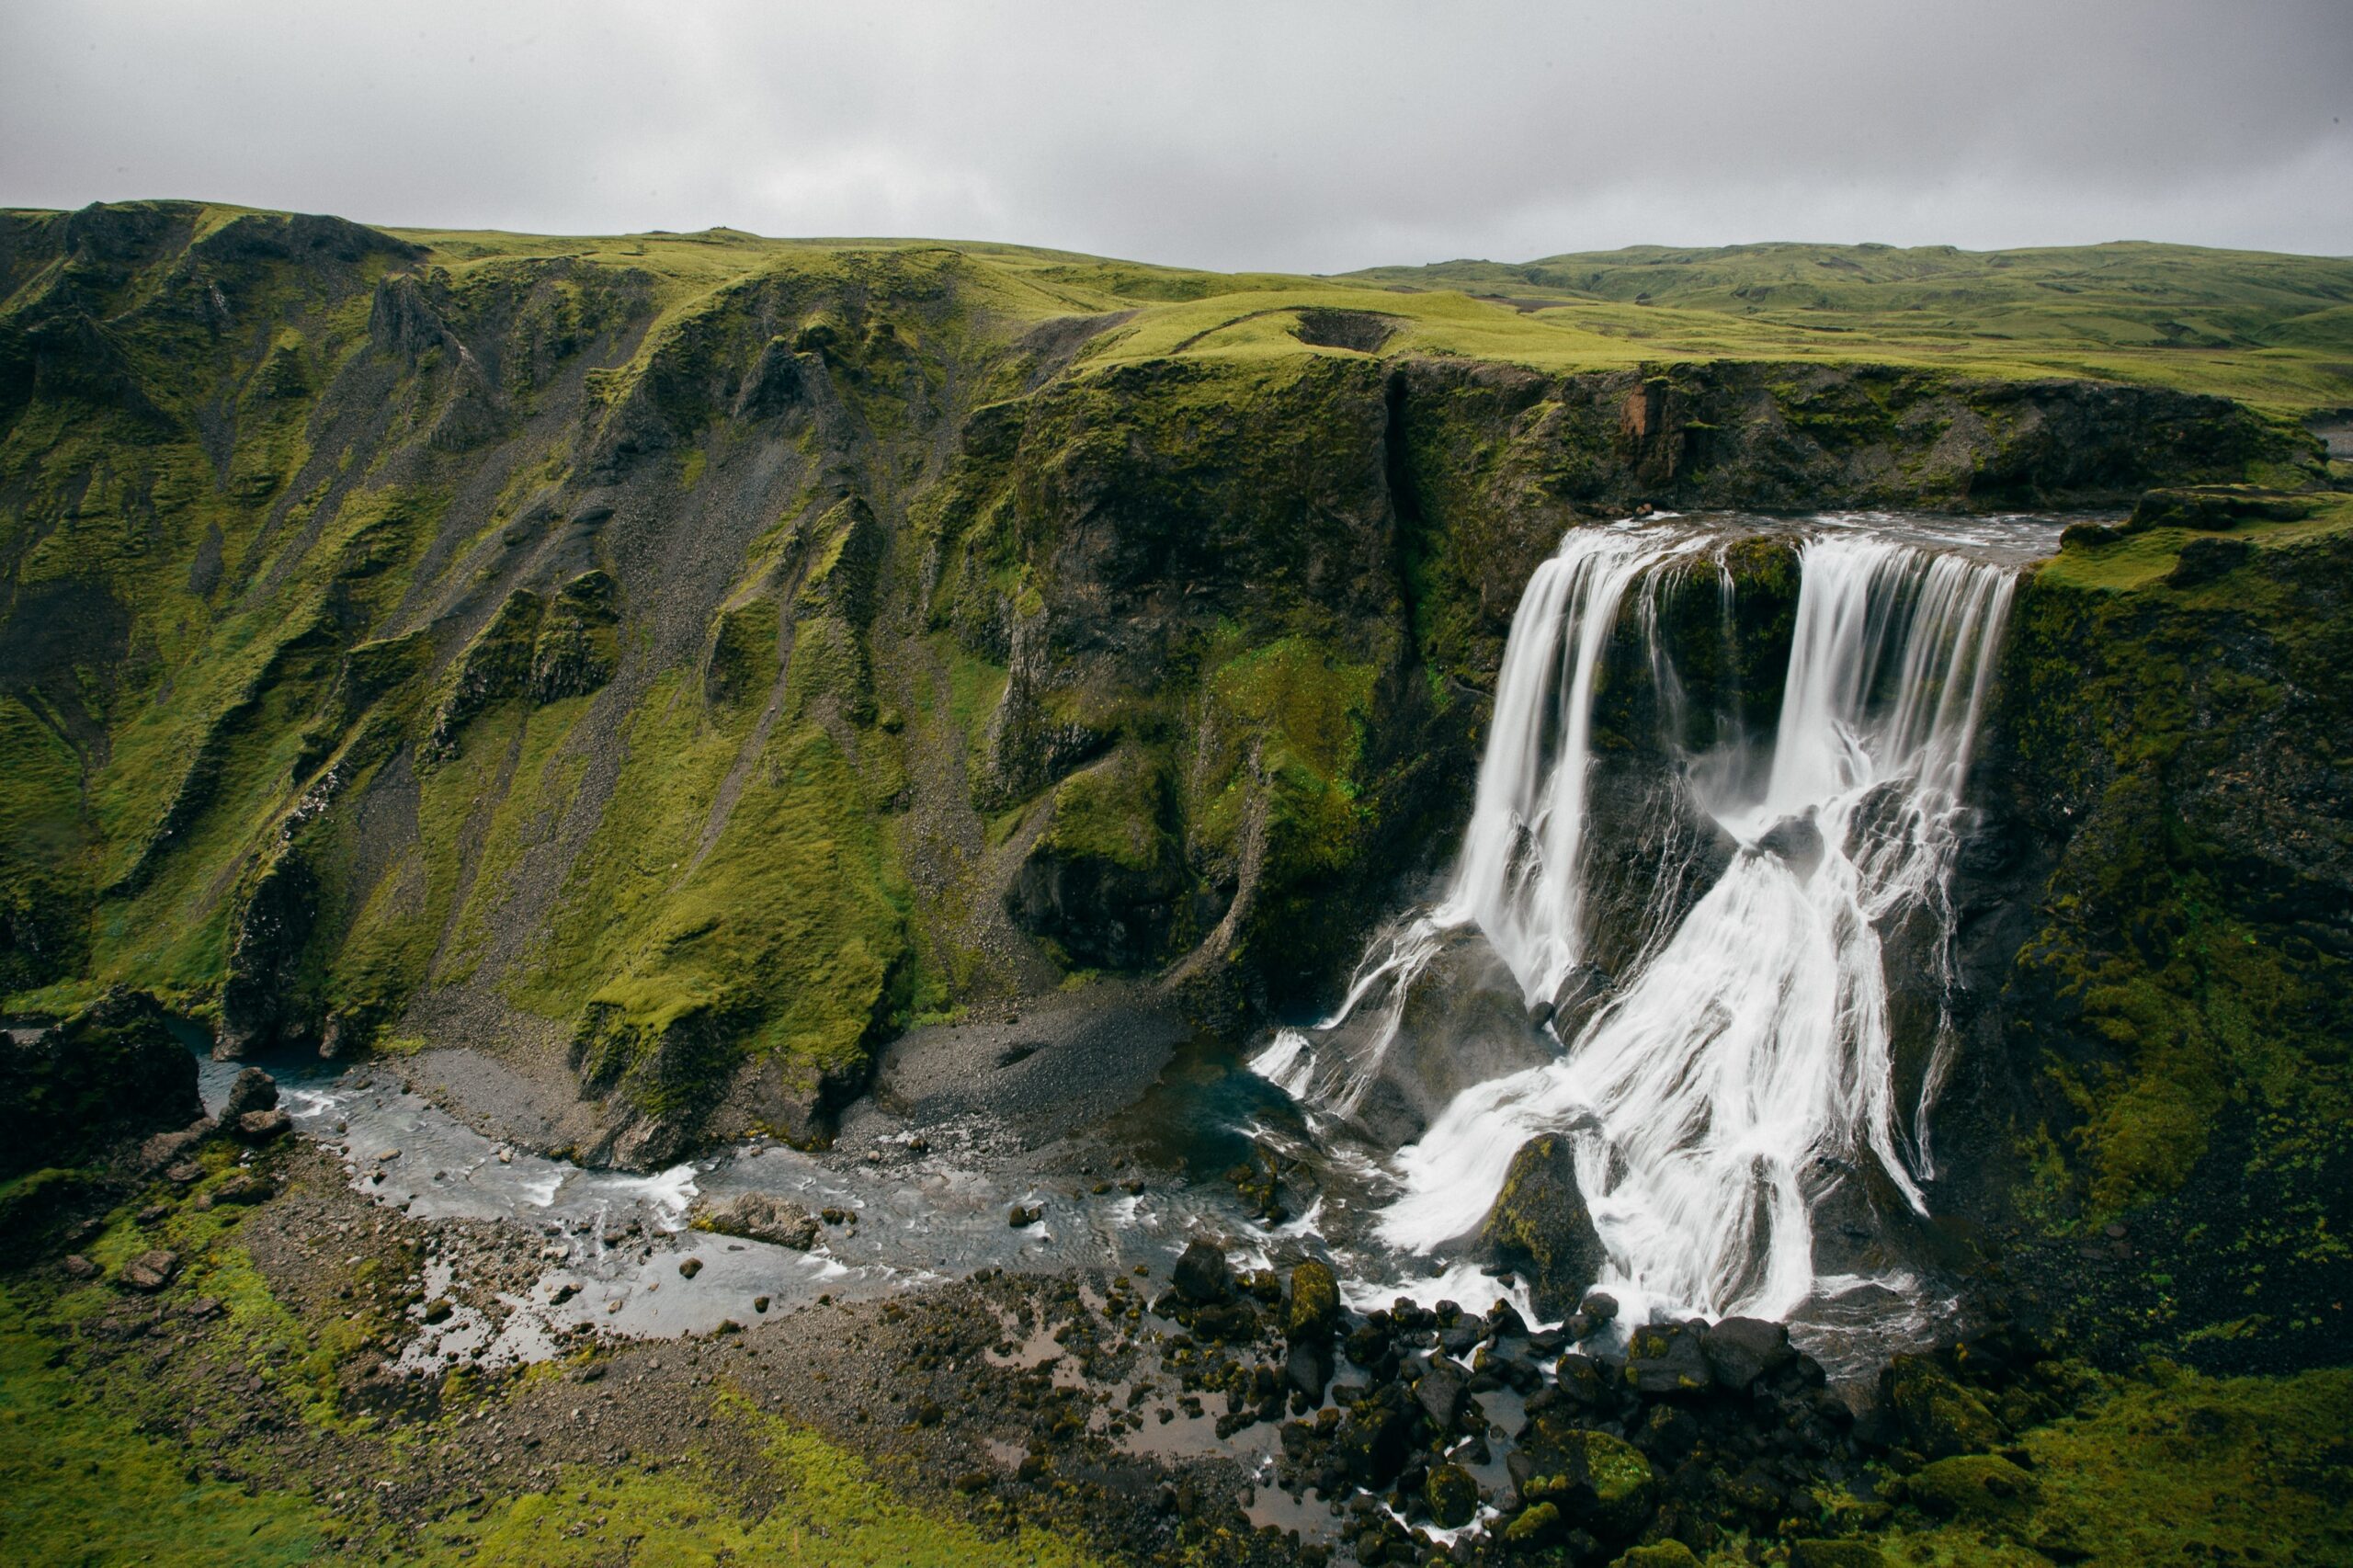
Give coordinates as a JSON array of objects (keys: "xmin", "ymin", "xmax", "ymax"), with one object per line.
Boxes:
[{"xmin": 4, "ymin": 1, "xmax": 2347, "ymax": 272}]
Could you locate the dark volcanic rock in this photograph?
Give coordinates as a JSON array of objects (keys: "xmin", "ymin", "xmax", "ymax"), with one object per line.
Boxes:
[
  {"xmin": 1172, "ymin": 1238, "xmax": 1232, "ymax": 1304},
  {"xmin": 1700, "ymin": 1315, "xmax": 1796, "ymax": 1392},
  {"xmin": 1480, "ymin": 1132, "xmax": 1608, "ymax": 1320},
  {"xmin": 1624, "ymin": 1322, "xmax": 1713, "ymax": 1396},
  {"xmin": 0, "ymin": 990, "xmax": 202, "ymax": 1177}
]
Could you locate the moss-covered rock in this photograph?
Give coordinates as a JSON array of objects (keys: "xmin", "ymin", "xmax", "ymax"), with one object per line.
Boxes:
[{"xmin": 1481, "ymin": 1132, "xmax": 1609, "ymax": 1322}]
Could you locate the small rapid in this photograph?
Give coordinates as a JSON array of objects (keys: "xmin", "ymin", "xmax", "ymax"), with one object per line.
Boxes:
[{"xmin": 1257, "ymin": 513, "xmax": 2040, "ymax": 1333}]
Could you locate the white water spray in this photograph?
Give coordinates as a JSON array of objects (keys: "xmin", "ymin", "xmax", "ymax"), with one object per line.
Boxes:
[{"xmin": 1263, "ymin": 521, "xmax": 2019, "ymax": 1324}]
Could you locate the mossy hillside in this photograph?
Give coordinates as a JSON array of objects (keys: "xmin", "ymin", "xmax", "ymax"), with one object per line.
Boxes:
[
  {"xmin": 1956, "ymin": 497, "xmax": 2353, "ymax": 1365},
  {"xmin": 1345, "ymin": 239, "xmax": 2353, "ymax": 420}
]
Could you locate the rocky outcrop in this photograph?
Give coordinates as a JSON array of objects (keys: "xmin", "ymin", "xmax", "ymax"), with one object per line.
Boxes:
[{"xmin": 0, "ymin": 990, "xmax": 201, "ymax": 1176}]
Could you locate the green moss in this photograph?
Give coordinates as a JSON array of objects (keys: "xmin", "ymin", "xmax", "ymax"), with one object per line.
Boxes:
[
  {"xmin": 1038, "ymin": 745, "xmax": 1172, "ymax": 874},
  {"xmin": 1881, "ymin": 1364, "xmax": 2353, "ymax": 1567}
]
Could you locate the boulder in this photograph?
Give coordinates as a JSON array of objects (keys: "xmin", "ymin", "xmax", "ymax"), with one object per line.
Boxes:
[
  {"xmin": 1620, "ymin": 1544, "xmax": 1702, "ymax": 1568},
  {"xmin": 0, "ymin": 990, "xmax": 202, "ymax": 1178},
  {"xmin": 1424, "ymin": 1461, "xmax": 1479, "ymax": 1528},
  {"xmin": 119, "ymin": 1249, "xmax": 178, "ymax": 1292},
  {"xmin": 693, "ymin": 1191, "xmax": 820, "ymax": 1250},
  {"xmin": 233, "ymin": 1108, "xmax": 292, "ymax": 1143},
  {"xmin": 1512, "ymin": 1418, "xmax": 1656, "ymax": 1540},
  {"xmin": 1284, "ymin": 1259, "xmax": 1340, "ymax": 1342},
  {"xmin": 1700, "ymin": 1315, "xmax": 1796, "ymax": 1391},
  {"xmin": 212, "ymin": 1172, "xmax": 274, "ymax": 1206},
  {"xmin": 1883, "ymin": 1354, "xmax": 2007, "ymax": 1459},
  {"xmin": 1333, "ymin": 1392, "xmax": 1414, "ymax": 1488},
  {"xmin": 1478, "ymin": 1133, "xmax": 1609, "ymax": 1321},
  {"xmin": 1624, "ymin": 1322, "xmax": 1713, "ymax": 1395},
  {"xmin": 1172, "ymin": 1237, "xmax": 1232, "ymax": 1303},
  {"xmin": 221, "ymin": 1067, "xmax": 278, "ymax": 1120},
  {"xmin": 1900, "ymin": 1453, "xmax": 2040, "ymax": 1522},
  {"xmin": 1284, "ymin": 1337, "xmax": 1335, "ymax": 1402},
  {"xmin": 1414, "ymin": 1356, "xmax": 1472, "ymax": 1431},
  {"xmin": 1501, "ymin": 1500, "xmax": 1562, "ymax": 1551}
]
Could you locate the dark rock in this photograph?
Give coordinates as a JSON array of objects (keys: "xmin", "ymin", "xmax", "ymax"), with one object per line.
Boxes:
[
  {"xmin": 1285, "ymin": 1337, "xmax": 1336, "ymax": 1402},
  {"xmin": 222, "ymin": 1066, "xmax": 278, "ymax": 1119},
  {"xmin": 1625, "ymin": 1322, "xmax": 1712, "ymax": 1396},
  {"xmin": 2167, "ymin": 534, "xmax": 2253, "ymax": 586},
  {"xmin": 676, "ymin": 1256, "xmax": 703, "ymax": 1279},
  {"xmin": 1424, "ymin": 1460, "xmax": 1479, "ymax": 1528},
  {"xmin": 1479, "ymin": 1133, "xmax": 1608, "ymax": 1320},
  {"xmin": 1415, "ymin": 1356, "xmax": 1472, "ymax": 1431},
  {"xmin": 119, "ymin": 1249, "xmax": 177, "ymax": 1292},
  {"xmin": 1334, "ymin": 1391, "xmax": 1413, "ymax": 1489},
  {"xmin": 1579, "ymin": 1290, "xmax": 1619, "ymax": 1325},
  {"xmin": 1883, "ymin": 1354, "xmax": 2006, "ymax": 1459},
  {"xmin": 62, "ymin": 1255, "xmax": 96, "ymax": 1279},
  {"xmin": 1699, "ymin": 1315, "xmax": 1795, "ymax": 1391},
  {"xmin": 1513, "ymin": 1416, "xmax": 1656, "ymax": 1540},
  {"xmin": 0, "ymin": 990, "xmax": 202, "ymax": 1177},
  {"xmin": 1006, "ymin": 1204, "xmax": 1042, "ymax": 1227},
  {"xmin": 138, "ymin": 1121, "xmax": 214, "ymax": 1174},
  {"xmin": 1172, "ymin": 1238, "xmax": 1232, "ymax": 1303}
]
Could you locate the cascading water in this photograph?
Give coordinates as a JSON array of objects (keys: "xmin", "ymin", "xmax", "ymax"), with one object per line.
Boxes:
[{"xmin": 1256, "ymin": 517, "xmax": 2024, "ymax": 1326}]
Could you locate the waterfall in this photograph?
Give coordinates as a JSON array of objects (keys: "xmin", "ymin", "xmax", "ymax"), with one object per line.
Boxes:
[{"xmin": 1258, "ymin": 520, "xmax": 2019, "ymax": 1324}]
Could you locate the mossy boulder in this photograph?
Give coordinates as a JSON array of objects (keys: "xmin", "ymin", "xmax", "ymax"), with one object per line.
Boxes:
[
  {"xmin": 1883, "ymin": 1354, "xmax": 2008, "ymax": 1459},
  {"xmin": 1424, "ymin": 1460, "xmax": 1479, "ymax": 1528},
  {"xmin": 1480, "ymin": 1132, "xmax": 1608, "ymax": 1321},
  {"xmin": 1514, "ymin": 1419, "xmax": 1656, "ymax": 1540},
  {"xmin": 1899, "ymin": 1453, "xmax": 2041, "ymax": 1522},
  {"xmin": 1284, "ymin": 1259, "xmax": 1339, "ymax": 1342},
  {"xmin": 1614, "ymin": 1543, "xmax": 1701, "ymax": 1568},
  {"xmin": 1501, "ymin": 1500, "xmax": 1563, "ymax": 1551}
]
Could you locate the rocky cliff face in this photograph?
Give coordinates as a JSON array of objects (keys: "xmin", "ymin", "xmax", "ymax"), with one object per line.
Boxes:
[{"xmin": 0, "ymin": 200, "xmax": 2329, "ymax": 1170}]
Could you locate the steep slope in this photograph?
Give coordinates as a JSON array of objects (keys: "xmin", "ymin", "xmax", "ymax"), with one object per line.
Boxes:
[{"xmin": 0, "ymin": 201, "xmax": 2332, "ymax": 1169}]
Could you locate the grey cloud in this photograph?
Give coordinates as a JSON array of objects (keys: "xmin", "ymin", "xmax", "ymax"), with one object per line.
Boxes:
[{"xmin": 3, "ymin": 0, "xmax": 2347, "ymax": 269}]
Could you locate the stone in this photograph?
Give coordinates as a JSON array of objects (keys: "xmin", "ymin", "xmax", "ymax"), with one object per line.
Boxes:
[
  {"xmin": 1579, "ymin": 1290, "xmax": 1619, "ymax": 1324},
  {"xmin": 1007, "ymin": 1204, "xmax": 1042, "ymax": 1228},
  {"xmin": 1171, "ymin": 1238, "xmax": 1232, "ymax": 1303},
  {"xmin": 1625, "ymin": 1322, "xmax": 1712, "ymax": 1395},
  {"xmin": 1334, "ymin": 1388, "xmax": 1414, "ymax": 1488},
  {"xmin": 676, "ymin": 1256, "xmax": 703, "ymax": 1279},
  {"xmin": 694, "ymin": 1192, "xmax": 819, "ymax": 1250},
  {"xmin": 62, "ymin": 1254, "xmax": 97, "ymax": 1279},
  {"xmin": 212, "ymin": 1172, "xmax": 274, "ymax": 1206},
  {"xmin": 1415, "ymin": 1356, "xmax": 1472, "ymax": 1431},
  {"xmin": 222, "ymin": 1067, "xmax": 279, "ymax": 1120},
  {"xmin": 1619, "ymin": 1544, "xmax": 1702, "ymax": 1568},
  {"xmin": 119, "ymin": 1249, "xmax": 178, "ymax": 1292},
  {"xmin": 1513, "ymin": 1419, "xmax": 1656, "ymax": 1540},
  {"xmin": 233, "ymin": 1108, "xmax": 292, "ymax": 1143},
  {"xmin": 1884, "ymin": 1355, "xmax": 2006, "ymax": 1459},
  {"xmin": 1700, "ymin": 1315, "xmax": 1795, "ymax": 1391},
  {"xmin": 1501, "ymin": 1501, "xmax": 1562, "ymax": 1550},
  {"xmin": 1478, "ymin": 1133, "xmax": 1608, "ymax": 1320},
  {"xmin": 1902, "ymin": 1454, "xmax": 2040, "ymax": 1522},
  {"xmin": 1285, "ymin": 1259, "xmax": 1339, "ymax": 1341},
  {"xmin": 0, "ymin": 990, "xmax": 202, "ymax": 1178},
  {"xmin": 1284, "ymin": 1337, "xmax": 1335, "ymax": 1402},
  {"xmin": 1424, "ymin": 1461, "xmax": 1479, "ymax": 1528}
]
